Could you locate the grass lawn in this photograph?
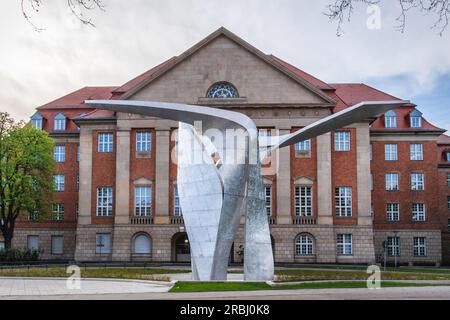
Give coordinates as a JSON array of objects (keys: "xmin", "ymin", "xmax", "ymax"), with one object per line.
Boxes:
[
  {"xmin": 274, "ymin": 269, "xmax": 450, "ymax": 282},
  {"xmin": 169, "ymin": 281, "xmax": 445, "ymax": 293},
  {"xmin": 0, "ymin": 267, "xmax": 186, "ymax": 281}
]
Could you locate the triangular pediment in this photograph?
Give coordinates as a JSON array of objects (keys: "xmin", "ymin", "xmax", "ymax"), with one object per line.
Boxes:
[{"xmin": 123, "ymin": 27, "xmax": 335, "ymax": 107}]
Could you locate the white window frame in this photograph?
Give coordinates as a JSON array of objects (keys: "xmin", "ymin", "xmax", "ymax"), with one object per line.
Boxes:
[
  {"xmin": 32, "ymin": 118, "xmax": 42, "ymax": 130},
  {"xmin": 387, "ymin": 237, "xmax": 400, "ymax": 257},
  {"xmin": 295, "ymin": 234, "xmax": 314, "ymax": 256},
  {"xmin": 335, "ymin": 187, "xmax": 352, "ymax": 217},
  {"xmin": 295, "ymin": 186, "xmax": 313, "ymax": 216},
  {"xmin": 173, "ymin": 184, "xmax": 182, "ymax": 216},
  {"xmin": 412, "ymin": 203, "xmax": 426, "ymax": 221},
  {"xmin": 413, "ymin": 237, "xmax": 426, "ymax": 257},
  {"xmin": 136, "ymin": 131, "xmax": 152, "ymax": 153},
  {"xmin": 96, "ymin": 187, "xmax": 113, "ymax": 216},
  {"xmin": 54, "ymin": 174, "xmax": 65, "ymax": 192},
  {"xmin": 264, "ymin": 185, "xmax": 272, "ymax": 216},
  {"xmin": 385, "ymin": 173, "xmax": 399, "ymax": 191},
  {"xmin": 387, "ymin": 203, "xmax": 400, "ymax": 221},
  {"xmin": 98, "ymin": 133, "xmax": 113, "ymax": 153},
  {"xmin": 337, "ymin": 234, "xmax": 353, "ymax": 255},
  {"xmin": 134, "ymin": 186, "xmax": 152, "ymax": 216},
  {"xmin": 54, "ymin": 114, "xmax": 66, "ymax": 131},
  {"xmin": 133, "ymin": 234, "xmax": 151, "ymax": 255},
  {"xmin": 410, "ymin": 144, "xmax": 423, "ymax": 161},
  {"xmin": 411, "ymin": 173, "xmax": 425, "ymax": 191},
  {"xmin": 447, "ymin": 174, "xmax": 450, "ymax": 187},
  {"xmin": 295, "ymin": 139, "xmax": 311, "ymax": 156},
  {"xmin": 334, "ymin": 131, "xmax": 350, "ymax": 151},
  {"xmin": 52, "ymin": 203, "xmax": 64, "ymax": 221},
  {"xmin": 54, "ymin": 145, "xmax": 66, "ymax": 162},
  {"xmin": 77, "ymin": 144, "xmax": 80, "ymax": 162},
  {"xmin": 410, "ymin": 116, "xmax": 422, "ymax": 128},
  {"xmin": 384, "ymin": 144, "xmax": 398, "ymax": 161},
  {"xmin": 384, "ymin": 111, "xmax": 397, "ymax": 128}
]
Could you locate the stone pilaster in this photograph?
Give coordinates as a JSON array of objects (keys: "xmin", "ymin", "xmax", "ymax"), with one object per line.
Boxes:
[
  {"xmin": 317, "ymin": 133, "xmax": 333, "ymax": 225},
  {"xmin": 356, "ymin": 123, "xmax": 372, "ymax": 226},
  {"xmin": 78, "ymin": 127, "xmax": 93, "ymax": 225},
  {"xmin": 115, "ymin": 130, "xmax": 131, "ymax": 224},
  {"xmin": 276, "ymin": 129, "xmax": 292, "ymax": 224},
  {"xmin": 154, "ymin": 130, "xmax": 170, "ymax": 224}
]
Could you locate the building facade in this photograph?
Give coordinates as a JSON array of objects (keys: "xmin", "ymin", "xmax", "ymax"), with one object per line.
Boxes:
[{"xmin": 3, "ymin": 28, "xmax": 450, "ymax": 265}]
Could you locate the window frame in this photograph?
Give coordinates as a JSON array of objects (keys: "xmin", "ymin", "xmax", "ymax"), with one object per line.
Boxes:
[
  {"xmin": 386, "ymin": 203, "xmax": 400, "ymax": 221},
  {"xmin": 52, "ymin": 203, "xmax": 64, "ymax": 221},
  {"xmin": 411, "ymin": 172, "xmax": 425, "ymax": 191},
  {"xmin": 335, "ymin": 187, "xmax": 352, "ymax": 217},
  {"xmin": 51, "ymin": 235, "xmax": 64, "ymax": 255},
  {"xmin": 98, "ymin": 132, "xmax": 114, "ymax": 153},
  {"xmin": 385, "ymin": 173, "xmax": 399, "ymax": 191},
  {"xmin": 337, "ymin": 234, "xmax": 353, "ymax": 255},
  {"xmin": 295, "ymin": 234, "xmax": 314, "ymax": 256},
  {"xmin": 413, "ymin": 237, "xmax": 427, "ymax": 257},
  {"xmin": 295, "ymin": 185, "xmax": 313, "ymax": 216},
  {"xmin": 134, "ymin": 185, "xmax": 152, "ymax": 217},
  {"xmin": 53, "ymin": 174, "xmax": 65, "ymax": 192},
  {"xmin": 412, "ymin": 203, "xmax": 426, "ymax": 222},
  {"xmin": 53, "ymin": 145, "xmax": 66, "ymax": 162},
  {"xmin": 384, "ymin": 111, "xmax": 397, "ymax": 128},
  {"xmin": 410, "ymin": 144, "xmax": 424, "ymax": 161},
  {"xmin": 264, "ymin": 185, "xmax": 272, "ymax": 216},
  {"xmin": 173, "ymin": 184, "xmax": 182, "ymax": 216},
  {"xmin": 96, "ymin": 187, "xmax": 113, "ymax": 216},
  {"xmin": 384, "ymin": 144, "xmax": 398, "ymax": 161},
  {"xmin": 334, "ymin": 131, "xmax": 351, "ymax": 152},
  {"xmin": 387, "ymin": 237, "xmax": 400, "ymax": 257},
  {"xmin": 136, "ymin": 131, "xmax": 152, "ymax": 154},
  {"xmin": 95, "ymin": 233, "xmax": 112, "ymax": 254}
]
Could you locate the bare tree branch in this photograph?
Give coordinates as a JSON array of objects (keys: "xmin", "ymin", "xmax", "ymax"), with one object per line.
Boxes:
[
  {"xmin": 20, "ymin": 0, "xmax": 104, "ymax": 32},
  {"xmin": 325, "ymin": 0, "xmax": 450, "ymax": 36}
]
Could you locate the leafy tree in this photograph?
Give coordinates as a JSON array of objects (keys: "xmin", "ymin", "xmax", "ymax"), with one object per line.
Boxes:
[{"xmin": 0, "ymin": 112, "xmax": 54, "ymax": 249}]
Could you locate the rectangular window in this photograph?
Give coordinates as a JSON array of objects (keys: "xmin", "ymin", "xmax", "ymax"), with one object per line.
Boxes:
[
  {"xmin": 27, "ymin": 235, "xmax": 39, "ymax": 251},
  {"xmin": 0, "ymin": 241, "xmax": 4, "ymax": 250},
  {"xmin": 134, "ymin": 186, "xmax": 152, "ymax": 216},
  {"xmin": 412, "ymin": 203, "xmax": 426, "ymax": 222},
  {"xmin": 447, "ymin": 174, "xmax": 450, "ymax": 187},
  {"xmin": 98, "ymin": 133, "xmax": 113, "ymax": 153},
  {"xmin": 96, "ymin": 187, "xmax": 113, "ymax": 216},
  {"xmin": 295, "ymin": 186, "xmax": 312, "ymax": 216},
  {"xmin": 410, "ymin": 116, "xmax": 422, "ymax": 128},
  {"xmin": 54, "ymin": 119, "xmax": 66, "ymax": 131},
  {"xmin": 295, "ymin": 139, "xmax": 311, "ymax": 157},
  {"xmin": 75, "ymin": 203, "xmax": 79, "ymax": 217},
  {"xmin": 384, "ymin": 144, "xmax": 398, "ymax": 161},
  {"xmin": 385, "ymin": 173, "xmax": 399, "ymax": 191},
  {"xmin": 32, "ymin": 119, "xmax": 42, "ymax": 130},
  {"xmin": 411, "ymin": 173, "xmax": 425, "ymax": 191},
  {"xmin": 77, "ymin": 144, "xmax": 80, "ymax": 162},
  {"xmin": 410, "ymin": 144, "xmax": 423, "ymax": 161},
  {"xmin": 95, "ymin": 233, "xmax": 111, "ymax": 254},
  {"xmin": 385, "ymin": 115, "xmax": 397, "ymax": 128},
  {"xmin": 76, "ymin": 174, "xmax": 79, "ymax": 191},
  {"xmin": 447, "ymin": 152, "xmax": 450, "ymax": 162},
  {"xmin": 52, "ymin": 203, "xmax": 64, "ymax": 221},
  {"xmin": 264, "ymin": 185, "xmax": 272, "ymax": 216},
  {"xmin": 413, "ymin": 237, "xmax": 426, "ymax": 257},
  {"xmin": 334, "ymin": 131, "xmax": 350, "ymax": 151},
  {"xmin": 386, "ymin": 203, "xmax": 400, "ymax": 221},
  {"xmin": 387, "ymin": 237, "xmax": 400, "ymax": 257},
  {"xmin": 53, "ymin": 174, "xmax": 65, "ymax": 192},
  {"xmin": 448, "ymin": 219, "xmax": 450, "ymax": 232},
  {"xmin": 335, "ymin": 187, "xmax": 352, "ymax": 217},
  {"xmin": 447, "ymin": 196, "xmax": 450, "ymax": 210},
  {"xmin": 51, "ymin": 236, "xmax": 64, "ymax": 255},
  {"xmin": 337, "ymin": 234, "xmax": 353, "ymax": 255},
  {"xmin": 136, "ymin": 132, "xmax": 152, "ymax": 153},
  {"xmin": 54, "ymin": 145, "xmax": 65, "ymax": 162},
  {"xmin": 173, "ymin": 185, "xmax": 182, "ymax": 216}
]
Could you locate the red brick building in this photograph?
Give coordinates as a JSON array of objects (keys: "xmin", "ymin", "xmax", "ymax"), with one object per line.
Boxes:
[{"xmin": 3, "ymin": 28, "xmax": 449, "ymax": 265}]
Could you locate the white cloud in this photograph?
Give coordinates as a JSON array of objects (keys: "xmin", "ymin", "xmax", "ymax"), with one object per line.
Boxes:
[{"xmin": 0, "ymin": 0, "xmax": 449, "ymax": 129}]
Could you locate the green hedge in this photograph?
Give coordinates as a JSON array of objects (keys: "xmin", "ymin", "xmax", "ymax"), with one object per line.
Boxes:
[{"xmin": 0, "ymin": 248, "xmax": 40, "ymax": 262}]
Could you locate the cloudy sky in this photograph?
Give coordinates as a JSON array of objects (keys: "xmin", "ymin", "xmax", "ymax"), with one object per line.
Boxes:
[{"xmin": 1, "ymin": 0, "xmax": 449, "ymax": 131}]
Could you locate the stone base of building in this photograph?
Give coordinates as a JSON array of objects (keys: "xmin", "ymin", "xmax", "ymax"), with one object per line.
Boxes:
[
  {"xmin": 440, "ymin": 232, "xmax": 450, "ymax": 266},
  {"xmin": 11, "ymin": 227, "xmax": 76, "ymax": 261},
  {"xmin": 9, "ymin": 225, "xmax": 445, "ymax": 266},
  {"xmin": 373, "ymin": 229, "xmax": 442, "ymax": 266}
]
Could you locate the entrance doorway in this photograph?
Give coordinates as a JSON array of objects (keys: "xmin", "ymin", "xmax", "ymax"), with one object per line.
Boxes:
[{"xmin": 172, "ymin": 233, "xmax": 191, "ymax": 262}]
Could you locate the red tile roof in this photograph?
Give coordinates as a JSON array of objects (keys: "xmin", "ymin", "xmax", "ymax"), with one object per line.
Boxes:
[
  {"xmin": 112, "ymin": 57, "xmax": 177, "ymax": 94},
  {"xmin": 438, "ymin": 134, "xmax": 450, "ymax": 145},
  {"xmin": 330, "ymin": 83, "xmax": 403, "ymax": 106},
  {"xmin": 269, "ymin": 55, "xmax": 333, "ymax": 90},
  {"xmin": 37, "ymin": 86, "xmax": 116, "ymax": 110}
]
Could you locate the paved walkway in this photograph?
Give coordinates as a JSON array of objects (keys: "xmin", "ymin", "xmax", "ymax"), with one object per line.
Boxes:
[{"xmin": 0, "ymin": 278, "xmax": 171, "ymax": 297}]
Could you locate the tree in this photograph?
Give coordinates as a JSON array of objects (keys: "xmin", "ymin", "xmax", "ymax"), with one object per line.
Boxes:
[
  {"xmin": 21, "ymin": 0, "xmax": 104, "ymax": 31},
  {"xmin": 0, "ymin": 112, "xmax": 54, "ymax": 249},
  {"xmin": 325, "ymin": 0, "xmax": 450, "ymax": 36}
]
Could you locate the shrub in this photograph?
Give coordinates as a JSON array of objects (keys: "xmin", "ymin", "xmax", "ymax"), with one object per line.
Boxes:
[{"xmin": 0, "ymin": 248, "xmax": 40, "ymax": 262}]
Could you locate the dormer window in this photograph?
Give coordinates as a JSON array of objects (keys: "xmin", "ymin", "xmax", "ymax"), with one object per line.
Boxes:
[
  {"xmin": 54, "ymin": 113, "xmax": 66, "ymax": 131},
  {"xmin": 447, "ymin": 152, "xmax": 450, "ymax": 162},
  {"xmin": 384, "ymin": 110, "xmax": 397, "ymax": 128},
  {"xmin": 206, "ymin": 82, "xmax": 239, "ymax": 99},
  {"xmin": 30, "ymin": 112, "xmax": 43, "ymax": 130},
  {"xmin": 409, "ymin": 109, "xmax": 422, "ymax": 128}
]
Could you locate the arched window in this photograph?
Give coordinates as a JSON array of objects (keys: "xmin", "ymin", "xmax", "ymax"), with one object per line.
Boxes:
[
  {"xmin": 384, "ymin": 110, "xmax": 397, "ymax": 128},
  {"xmin": 133, "ymin": 233, "xmax": 151, "ymax": 254},
  {"xmin": 295, "ymin": 233, "xmax": 314, "ymax": 256},
  {"xmin": 409, "ymin": 109, "xmax": 422, "ymax": 128},
  {"xmin": 30, "ymin": 112, "xmax": 43, "ymax": 130},
  {"xmin": 206, "ymin": 82, "xmax": 239, "ymax": 98}
]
